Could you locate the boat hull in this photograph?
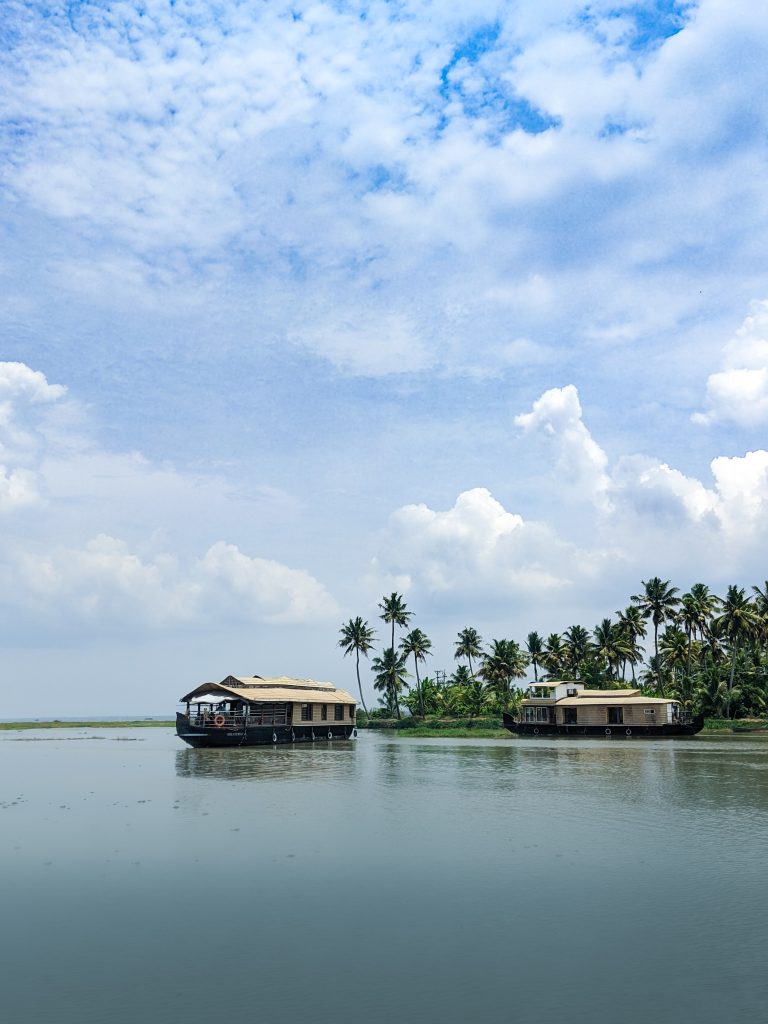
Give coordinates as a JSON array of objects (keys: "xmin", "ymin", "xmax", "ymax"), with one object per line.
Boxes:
[
  {"xmin": 502, "ymin": 712, "xmax": 704, "ymax": 738},
  {"xmin": 176, "ymin": 712, "xmax": 357, "ymax": 748}
]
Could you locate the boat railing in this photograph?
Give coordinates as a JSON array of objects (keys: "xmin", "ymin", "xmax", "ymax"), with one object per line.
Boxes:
[{"xmin": 188, "ymin": 712, "xmax": 290, "ymax": 728}]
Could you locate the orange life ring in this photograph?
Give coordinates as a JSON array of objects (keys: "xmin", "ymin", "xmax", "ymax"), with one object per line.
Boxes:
[{"xmin": 214, "ymin": 714, "xmax": 226, "ymax": 727}]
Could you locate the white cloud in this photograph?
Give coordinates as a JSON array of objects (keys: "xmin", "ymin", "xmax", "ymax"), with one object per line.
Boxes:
[
  {"xmin": 197, "ymin": 541, "xmax": 339, "ymax": 624},
  {"xmin": 4, "ymin": 1, "xmax": 768, "ymax": 381},
  {"xmin": 10, "ymin": 534, "xmax": 337, "ymax": 634},
  {"xmin": 374, "ymin": 486, "xmax": 608, "ymax": 605},
  {"xmin": 0, "ymin": 361, "xmax": 73, "ymax": 503},
  {"xmin": 0, "ymin": 466, "xmax": 40, "ymax": 510},
  {"xmin": 373, "ymin": 384, "xmax": 768, "ymax": 615},
  {"xmin": 288, "ymin": 311, "xmax": 431, "ymax": 376},
  {"xmin": 0, "ymin": 364, "xmax": 339, "ymax": 637},
  {"xmin": 0, "ymin": 362, "xmax": 66, "ymax": 403},
  {"xmin": 694, "ymin": 301, "xmax": 768, "ymax": 426},
  {"xmin": 514, "ymin": 385, "xmax": 612, "ymax": 510}
]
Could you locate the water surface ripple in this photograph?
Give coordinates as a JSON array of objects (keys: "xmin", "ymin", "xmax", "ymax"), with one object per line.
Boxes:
[{"xmin": 1, "ymin": 730, "xmax": 766, "ymax": 1023}]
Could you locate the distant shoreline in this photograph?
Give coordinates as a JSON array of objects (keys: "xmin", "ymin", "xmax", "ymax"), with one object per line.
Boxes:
[
  {"xmin": 1, "ymin": 717, "xmax": 765, "ymax": 734},
  {"xmin": 0, "ymin": 720, "xmax": 174, "ymax": 730}
]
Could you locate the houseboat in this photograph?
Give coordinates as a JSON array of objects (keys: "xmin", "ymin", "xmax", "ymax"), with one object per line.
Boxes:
[
  {"xmin": 503, "ymin": 681, "xmax": 704, "ymax": 738},
  {"xmin": 176, "ymin": 674, "xmax": 357, "ymax": 748}
]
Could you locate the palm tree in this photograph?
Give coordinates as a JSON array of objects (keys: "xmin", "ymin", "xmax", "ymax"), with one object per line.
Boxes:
[
  {"xmin": 417, "ymin": 676, "xmax": 443, "ymax": 716},
  {"xmin": 479, "ymin": 639, "xmax": 527, "ymax": 711},
  {"xmin": 631, "ymin": 577, "xmax": 680, "ymax": 694},
  {"xmin": 659, "ymin": 626, "xmax": 690, "ymax": 694},
  {"xmin": 455, "ymin": 627, "xmax": 483, "ymax": 677},
  {"xmin": 400, "ymin": 628, "xmax": 433, "ymax": 717},
  {"xmin": 563, "ymin": 625, "xmax": 590, "ymax": 678},
  {"xmin": 716, "ymin": 585, "xmax": 759, "ymax": 719},
  {"xmin": 752, "ymin": 580, "xmax": 768, "ymax": 617},
  {"xmin": 525, "ymin": 631, "xmax": 544, "ymax": 681},
  {"xmin": 614, "ymin": 607, "xmax": 646, "ymax": 680},
  {"xmin": 591, "ymin": 618, "xmax": 632, "ymax": 682},
  {"xmin": 541, "ymin": 633, "xmax": 566, "ymax": 680},
  {"xmin": 371, "ymin": 648, "xmax": 410, "ymax": 717},
  {"xmin": 378, "ymin": 593, "xmax": 413, "ymax": 718},
  {"xmin": 338, "ymin": 616, "xmax": 376, "ymax": 722},
  {"xmin": 464, "ymin": 676, "xmax": 490, "ymax": 718},
  {"xmin": 686, "ymin": 583, "xmax": 721, "ymax": 653}
]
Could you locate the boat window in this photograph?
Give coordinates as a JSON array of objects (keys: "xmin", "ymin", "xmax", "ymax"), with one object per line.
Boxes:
[
  {"xmin": 608, "ymin": 707, "xmax": 624, "ymax": 725},
  {"xmin": 564, "ymin": 708, "xmax": 577, "ymax": 725},
  {"xmin": 300, "ymin": 703, "xmax": 313, "ymax": 721},
  {"xmin": 349, "ymin": 705, "xmax": 355, "ymax": 719},
  {"xmin": 321, "ymin": 704, "xmax": 328, "ymax": 720},
  {"xmin": 334, "ymin": 704, "xmax": 344, "ymax": 721},
  {"xmin": 524, "ymin": 706, "xmax": 550, "ymax": 723}
]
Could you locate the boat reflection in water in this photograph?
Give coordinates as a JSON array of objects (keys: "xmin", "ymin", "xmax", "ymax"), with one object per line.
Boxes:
[{"xmin": 175, "ymin": 741, "xmax": 357, "ymax": 782}]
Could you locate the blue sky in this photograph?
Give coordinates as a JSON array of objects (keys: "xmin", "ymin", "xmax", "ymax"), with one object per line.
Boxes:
[{"xmin": 2, "ymin": 0, "xmax": 768, "ymax": 715}]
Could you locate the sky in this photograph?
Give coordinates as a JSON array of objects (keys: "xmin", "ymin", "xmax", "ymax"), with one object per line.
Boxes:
[{"xmin": 2, "ymin": 0, "xmax": 768, "ymax": 716}]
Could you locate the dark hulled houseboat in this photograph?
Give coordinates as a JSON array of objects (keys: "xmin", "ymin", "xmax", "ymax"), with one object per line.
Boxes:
[{"xmin": 176, "ymin": 674, "xmax": 357, "ymax": 748}]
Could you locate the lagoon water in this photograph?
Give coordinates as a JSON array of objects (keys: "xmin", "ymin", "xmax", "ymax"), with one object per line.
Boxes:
[{"xmin": 1, "ymin": 728, "xmax": 767, "ymax": 1024}]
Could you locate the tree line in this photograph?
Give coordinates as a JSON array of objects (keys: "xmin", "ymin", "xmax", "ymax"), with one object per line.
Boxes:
[{"xmin": 337, "ymin": 578, "xmax": 768, "ymax": 721}]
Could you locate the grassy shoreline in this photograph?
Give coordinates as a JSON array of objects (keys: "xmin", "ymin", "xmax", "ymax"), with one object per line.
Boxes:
[
  {"xmin": 359, "ymin": 715, "xmax": 767, "ymax": 737},
  {"xmin": 1, "ymin": 717, "xmax": 765, "ymax": 736}
]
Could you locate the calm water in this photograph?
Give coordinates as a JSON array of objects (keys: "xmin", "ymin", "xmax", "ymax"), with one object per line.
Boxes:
[{"xmin": 1, "ymin": 729, "xmax": 767, "ymax": 1024}]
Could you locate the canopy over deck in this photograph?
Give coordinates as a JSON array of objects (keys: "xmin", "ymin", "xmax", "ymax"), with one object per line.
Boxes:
[{"xmin": 180, "ymin": 675, "xmax": 355, "ymax": 705}]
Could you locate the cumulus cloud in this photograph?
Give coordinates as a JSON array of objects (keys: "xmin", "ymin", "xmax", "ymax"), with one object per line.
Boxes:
[
  {"xmin": 10, "ymin": 534, "xmax": 337, "ymax": 635},
  {"xmin": 0, "ymin": 466, "xmax": 40, "ymax": 510},
  {"xmin": 373, "ymin": 486, "xmax": 611, "ymax": 608},
  {"xmin": 693, "ymin": 301, "xmax": 768, "ymax": 426},
  {"xmin": 514, "ymin": 385, "xmax": 612, "ymax": 510},
  {"xmin": 0, "ymin": 363, "xmax": 339, "ymax": 637},
  {"xmin": 197, "ymin": 541, "xmax": 338, "ymax": 624},
  {"xmin": 373, "ymin": 384, "xmax": 768, "ymax": 610},
  {"xmin": 0, "ymin": 361, "xmax": 72, "ymax": 504},
  {"xmin": 0, "ymin": 362, "xmax": 66, "ymax": 403}
]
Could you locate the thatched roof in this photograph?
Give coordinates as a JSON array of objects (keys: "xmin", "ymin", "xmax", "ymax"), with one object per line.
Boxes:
[{"xmin": 180, "ymin": 674, "xmax": 355, "ymax": 705}]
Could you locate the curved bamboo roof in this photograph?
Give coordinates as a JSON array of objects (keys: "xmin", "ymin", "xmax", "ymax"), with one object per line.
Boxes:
[{"xmin": 180, "ymin": 674, "xmax": 355, "ymax": 705}]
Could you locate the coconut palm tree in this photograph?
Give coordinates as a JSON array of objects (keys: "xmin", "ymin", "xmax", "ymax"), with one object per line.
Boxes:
[
  {"xmin": 752, "ymin": 580, "xmax": 768, "ymax": 617},
  {"xmin": 338, "ymin": 616, "xmax": 376, "ymax": 722},
  {"xmin": 400, "ymin": 628, "xmax": 432, "ymax": 717},
  {"xmin": 455, "ymin": 627, "xmax": 483, "ymax": 677},
  {"xmin": 591, "ymin": 618, "xmax": 632, "ymax": 682},
  {"xmin": 614, "ymin": 607, "xmax": 647, "ymax": 680},
  {"xmin": 378, "ymin": 593, "xmax": 413, "ymax": 718},
  {"xmin": 479, "ymin": 639, "xmax": 527, "ymax": 711},
  {"xmin": 541, "ymin": 633, "xmax": 566, "ymax": 680},
  {"xmin": 418, "ymin": 676, "xmax": 443, "ymax": 716},
  {"xmin": 686, "ymin": 583, "xmax": 721, "ymax": 650},
  {"xmin": 450, "ymin": 664, "xmax": 473, "ymax": 687},
  {"xmin": 659, "ymin": 626, "xmax": 690, "ymax": 694},
  {"xmin": 371, "ymin": 647, "xmax": 410, "ymax": 717},
  {"xmin": 563, "ymin": 625, "xmax": 591, "ymax": 678},
  {"xmin": 716, "ymin": 585, "xmax": 759, "ymax": 719},
  {"xmin": 525, "ymin": 631, "xmax": 544, "ymax": 681},
  {"xmin": 464, "ymin": 676, "xmax": 490, "ymax": 718},
  {"xmin": 630, "ymin": 577, "xmax": 680, "ymax": 694}
]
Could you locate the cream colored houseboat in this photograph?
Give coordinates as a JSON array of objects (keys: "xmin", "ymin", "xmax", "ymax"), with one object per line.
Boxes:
[
  {"xmin": 176, "ymin": 675, "xmax": 357, "ymax": 747},
  {"xmin": 503, "ymin": 681, "xmax": 703, "ymax": 738}
]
